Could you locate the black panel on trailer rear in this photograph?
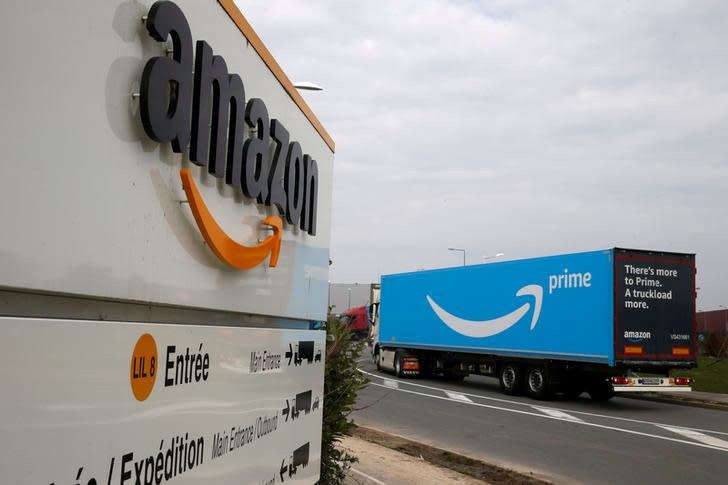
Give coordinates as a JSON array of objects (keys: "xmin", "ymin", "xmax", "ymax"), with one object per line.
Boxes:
[{"xmin": 614, "ymin": 248, "xmax": 696, "ymax": 367}]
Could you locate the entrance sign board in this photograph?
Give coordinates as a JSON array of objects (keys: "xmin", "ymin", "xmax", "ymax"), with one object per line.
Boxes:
[
  {"xmin": 0, "ymin": 1, "xmax": 333, "ymax": 483},
  {"xmin": 0, "ymin": 317, "xmax": 325, "ymax": 484}
]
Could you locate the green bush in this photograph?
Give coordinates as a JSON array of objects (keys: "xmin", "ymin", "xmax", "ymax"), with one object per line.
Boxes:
[
  {"xmin": 671, "ymin": 356, "xmax": 728, "ymax": 393},
  {"xmin": 319, "ymin": 314, "xmax": 369, "ymax": 484},
  {"xmin": 702, "ymin": 332, "xmax": 728, "ymax": 357}
]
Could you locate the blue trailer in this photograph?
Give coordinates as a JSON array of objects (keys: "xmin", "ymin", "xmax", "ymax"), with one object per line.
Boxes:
[{"xmin": 372, "ymin": 248, "xmax": 696, "ymax": 400}]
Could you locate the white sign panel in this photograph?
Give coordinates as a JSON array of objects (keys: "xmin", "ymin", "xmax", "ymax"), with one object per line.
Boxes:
[
  {"xmin": 0, "ymin": 1, "xmax": 333, "ymax": 321},
  {"xmin": 0, "ymin": 317, "xmax": 325, "ymax": 484}
]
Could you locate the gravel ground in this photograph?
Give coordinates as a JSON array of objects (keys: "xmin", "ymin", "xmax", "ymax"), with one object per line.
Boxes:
[{"xmin": 342, "ymin": 435, "xmax": 487, "ymax": 485}]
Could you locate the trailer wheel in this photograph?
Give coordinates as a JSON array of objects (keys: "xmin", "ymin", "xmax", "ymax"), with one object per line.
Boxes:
[
  {"xmin": 525, "ymin": 366, "xmax": 552, "ymax": 400},
  {"xmin": 394, "ymin": 350, "xmax": 404, "ymax": 378},
  {"xmin": 587, "ymin": 379, "xmax": 615, "ymax": 401},
  {"xmin": 499, "ymin": 363, "xmax": 523, "ymax": 395}
]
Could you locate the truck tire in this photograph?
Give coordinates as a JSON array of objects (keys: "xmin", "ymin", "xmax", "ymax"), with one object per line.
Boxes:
[
  {"xmin": 394, "ymin": 350, "xmax": 404, "ymax": 378},
  {"xmin": 499, "ymin": 363, "xmax": 523, "ymax": 395},
  {"xmin": 525, "ymin": 366, "xmax": 552, "ymax": 400},
  {"xmin": 587, "ymin": 379, "xmax": 615, "ymax": 401},
  {"xmin": 375, "ymin": 348, "xmax": 382, "ymax": 372}
]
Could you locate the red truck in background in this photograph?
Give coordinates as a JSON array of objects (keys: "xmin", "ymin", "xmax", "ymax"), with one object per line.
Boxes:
[{"xmin": 342, "ymin": 305, "xmax": 371, "ymax": 340}]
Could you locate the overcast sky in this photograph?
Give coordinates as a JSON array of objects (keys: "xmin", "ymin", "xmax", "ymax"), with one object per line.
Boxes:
[{"xmin": 238, "ymin": 1, "xmax": 728, "ymax": 311}]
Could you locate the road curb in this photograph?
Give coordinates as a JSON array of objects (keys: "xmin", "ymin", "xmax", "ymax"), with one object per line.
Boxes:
[
  {"xmin": 620, "ymin": 393, "xmax": 728, "ymax": 412},
  {"xmin": 352, "ymin": 425, "xmax": 552, "ymax": 485}
]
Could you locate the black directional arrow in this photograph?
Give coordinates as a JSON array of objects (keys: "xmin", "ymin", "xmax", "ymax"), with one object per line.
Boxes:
[
  {"xmin": 282, "ymin": 399, "xmax": 290, "ymax": 422},
  {"xmin": 280, "ymin": 459, "xmax": 288, "ymax": 482},
  {"xmin": 285, "ymin": 343, "xmax": 293, "ymax": 366}
]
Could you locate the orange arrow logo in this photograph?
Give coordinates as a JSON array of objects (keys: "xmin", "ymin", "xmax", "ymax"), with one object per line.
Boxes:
[{"xmin": 180, "ymin": 169, "xmax": 282, "ymax": 269}]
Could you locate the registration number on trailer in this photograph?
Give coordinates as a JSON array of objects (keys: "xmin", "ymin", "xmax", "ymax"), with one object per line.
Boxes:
[{"xmin": 639, "ymin": 377, "xmax": 662, "ymax": 386}]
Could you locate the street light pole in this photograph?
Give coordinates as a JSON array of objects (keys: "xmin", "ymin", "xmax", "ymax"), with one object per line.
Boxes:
[
  {"xmin": 293, "ymin": 81, "xmax": 324, "ymax": 91},
  {"xmin": 483, "ymin": 252, "xmax": 505, "ymax": 262},
  {"xmin": 448, "ymin": 247, "xmax": 465, "ymax": 266}
]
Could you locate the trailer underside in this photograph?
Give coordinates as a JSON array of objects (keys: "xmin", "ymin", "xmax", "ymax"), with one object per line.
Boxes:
[{"xmin": 374, "ymin": 344, "xmax": 694, "ymax": 401}]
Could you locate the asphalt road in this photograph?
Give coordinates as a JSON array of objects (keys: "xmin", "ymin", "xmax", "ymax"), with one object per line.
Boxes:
[{"xmin": 352, "ymin": 358, "xmax": 728, "ymax": 485}]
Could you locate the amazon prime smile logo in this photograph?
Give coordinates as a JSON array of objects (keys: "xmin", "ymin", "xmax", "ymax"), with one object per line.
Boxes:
[{"xmin": 426, "ymin": 285, "xmax": 543, "ymax": 338}]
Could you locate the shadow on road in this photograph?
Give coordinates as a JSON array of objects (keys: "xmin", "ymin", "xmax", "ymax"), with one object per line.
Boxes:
[{"xmin": 364, "ymin": 362, "xmax": 668, "ymax": 414}]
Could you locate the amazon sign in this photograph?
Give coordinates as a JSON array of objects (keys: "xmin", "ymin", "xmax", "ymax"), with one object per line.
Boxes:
[
  {"xmin": 1, "ymin": 2, "xmax": 329, "ymax": 482},
  {"xmin": 140, "ymin": 0, "xmax": 318, "ymax": 246}
]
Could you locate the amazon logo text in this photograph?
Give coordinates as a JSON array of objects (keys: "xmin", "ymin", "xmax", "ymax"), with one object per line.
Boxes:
[{"xmin": 140, "ymin": 1, "xmax": 318, "ymax": 236}]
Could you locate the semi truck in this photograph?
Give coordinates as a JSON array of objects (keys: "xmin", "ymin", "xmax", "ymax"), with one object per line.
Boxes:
[
  {"xmin": 342, "ymin": 305, "xmax": 373, "ymax": 340},
  {"xmin": 371, "ymin": 248, "xmax": 696, "ymax": 401}
]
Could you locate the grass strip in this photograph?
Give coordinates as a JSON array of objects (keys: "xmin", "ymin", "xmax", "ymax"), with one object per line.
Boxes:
[{"xmin": 671, "ymin": 356, "xmax": 728, "ymax": 394}]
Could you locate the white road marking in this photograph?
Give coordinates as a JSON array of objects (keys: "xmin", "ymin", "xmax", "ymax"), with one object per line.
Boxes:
[
  {"xmin": 532, "ymin": 406, "xmax": 583, "ymax": 422},
  {"xmin": 359, "ymin": 368, "xmax": 728, "ymax": 437},
  {"xmin": 368, "ymin": 382, "xmax": 728, "ymax": 453},
  {"xmin": 444, "ymin": 391, "xmax": 473, "ymax": 403},
  {"xmin": 383, "ymin": 379, "xmax": 399, "ymax": 389},
  {"xmin": 350, "ymin": 467, "xmax": 387, "ymax": 485},
  {"xmin": 658, "ymin": 425, "xmax": 728, "ymax": 451}
]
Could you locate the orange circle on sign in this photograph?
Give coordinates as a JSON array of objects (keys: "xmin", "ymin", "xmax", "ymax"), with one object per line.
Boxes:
[{"xmin": 130, "ymin": 333, "xmax": 158, "ymax": 401}]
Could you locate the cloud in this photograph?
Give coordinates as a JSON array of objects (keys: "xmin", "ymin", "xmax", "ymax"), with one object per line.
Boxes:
[{"xmin": 238, "ymin": 0, "xmax": 728, "ymax": 309}]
